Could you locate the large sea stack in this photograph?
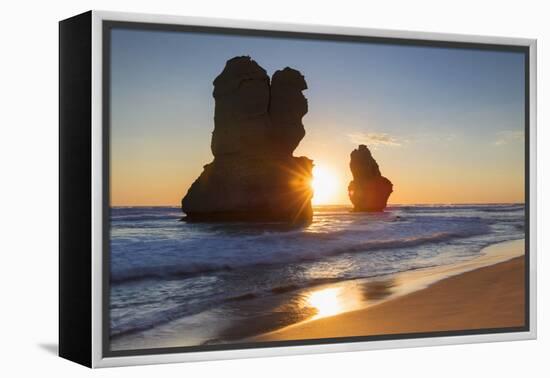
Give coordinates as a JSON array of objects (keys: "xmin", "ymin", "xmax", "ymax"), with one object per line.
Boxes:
[
  {"xmin": 181, "ymin": 56, "xmax": 313, "ymax": 223},
  {"xmin": 348, "ymin": 145, "xmax": 393, "ymax": 212}
]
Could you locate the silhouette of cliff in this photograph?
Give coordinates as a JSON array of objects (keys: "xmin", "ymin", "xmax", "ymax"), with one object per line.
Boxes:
[
  {"xmin": 348, "ymin": 145, "xmax": 393, "ymax": 212},
  {"xmin": 182, "ymin": 56, "xmax": 313, "ymax": 223}
]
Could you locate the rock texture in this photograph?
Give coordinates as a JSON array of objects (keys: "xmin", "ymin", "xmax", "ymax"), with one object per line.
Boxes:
[
  {"xmin": 182, "ymin": 56, "xmax": 313, "ymax": 223},
  {"xmin": 348, "ymin": 145, "xmax": 393, "ymax": 212}
]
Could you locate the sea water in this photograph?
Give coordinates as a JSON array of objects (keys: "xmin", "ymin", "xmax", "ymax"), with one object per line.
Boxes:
[{"xmin": 109, "ymin": 204, "xmax": 525, "ymax": 348}]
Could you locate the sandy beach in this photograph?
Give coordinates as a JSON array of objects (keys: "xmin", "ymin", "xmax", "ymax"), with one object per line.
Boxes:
[{"xmin": 252, "ymin": 240, "xmax": 526, "ymax": 342}]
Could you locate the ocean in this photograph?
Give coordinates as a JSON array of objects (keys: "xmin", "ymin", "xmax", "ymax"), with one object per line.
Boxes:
[{"xmin": 109, "ymin": 204, "xmax": 525, "ymax": 349}]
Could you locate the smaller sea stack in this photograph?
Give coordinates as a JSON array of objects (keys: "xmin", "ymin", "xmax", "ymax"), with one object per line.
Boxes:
[{"xmin": 348, "ymin": 144, "xmax": 393, "ymax": 212}]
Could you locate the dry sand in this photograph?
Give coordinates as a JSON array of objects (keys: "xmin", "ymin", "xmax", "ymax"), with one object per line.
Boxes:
[{"xmin": 253, "ymin": 251, "xmax": 525, "ymax": 342}]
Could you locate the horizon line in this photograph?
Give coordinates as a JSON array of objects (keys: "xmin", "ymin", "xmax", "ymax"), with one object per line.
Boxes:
[{"xmin": 110, "ymin": 201, "xmax": 526, "ymax": 208}]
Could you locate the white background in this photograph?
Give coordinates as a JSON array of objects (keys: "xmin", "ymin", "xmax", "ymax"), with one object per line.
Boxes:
[{"xmin": 0, "ymin": 0, "xmax": 547, "ymax": 376}]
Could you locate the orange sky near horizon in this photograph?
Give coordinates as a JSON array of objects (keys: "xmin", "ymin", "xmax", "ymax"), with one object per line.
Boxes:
[{"xmin": 110, "ymin": 126, "xmax": 525, "ymax": 207}]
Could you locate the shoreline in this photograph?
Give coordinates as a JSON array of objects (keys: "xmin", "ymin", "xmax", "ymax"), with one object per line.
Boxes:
[
  {"xmin": 250, "ymin": 239, "xmax": 525, "ymax": 342},
  {"xmin": 111, "ymin": 238, "xmax": 525, "ymax": 351}
]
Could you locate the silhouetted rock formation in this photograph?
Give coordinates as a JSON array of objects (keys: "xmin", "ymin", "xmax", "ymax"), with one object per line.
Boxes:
[
  {"xmin": 348, "ymin": 145, "xmax": 393, "ymax": 212},
  {"xmin": 182, "ymin": 56, "xmax": 313, "ymax": 223},
  {"xmin": 269, "ymin": 68, "xmax": 308, "ymax": 156}
]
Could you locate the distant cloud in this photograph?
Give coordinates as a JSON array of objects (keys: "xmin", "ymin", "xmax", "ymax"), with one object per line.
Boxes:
[
  {"xmin": 405, "ymin": 132, "xmax": 458, "ymax": 145},
  {"xmin": 445, "ymin": 134, "xmax": 457, "ymax": 142},
  {"xmin": 494, "ymin": 130, "xmax": 524, "ymax": 146},
  {"xmin": 347, "ymin": 132, "xmax": 402, "ymax": 147}
]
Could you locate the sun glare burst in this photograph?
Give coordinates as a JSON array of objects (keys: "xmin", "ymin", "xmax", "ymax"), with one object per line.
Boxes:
[{"xmin": 311, "ymin": 165, "xmax": 338, "ymax": 205}]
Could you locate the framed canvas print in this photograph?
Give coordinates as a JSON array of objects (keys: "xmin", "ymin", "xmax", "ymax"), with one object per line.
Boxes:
[{"xmin": 59, "ymin": 10, "xmax": 537, "ymax": 368}]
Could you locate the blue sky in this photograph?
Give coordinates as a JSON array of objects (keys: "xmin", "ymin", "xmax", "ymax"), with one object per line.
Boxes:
[{"xmin": 109, "ymin": 27, "xmax": 525, "ymax": 205}]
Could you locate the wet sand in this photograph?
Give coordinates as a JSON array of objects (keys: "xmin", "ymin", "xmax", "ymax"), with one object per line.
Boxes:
[{"xmin": 252, "ymin": 241, "xmax": 526, "ymax": 342}]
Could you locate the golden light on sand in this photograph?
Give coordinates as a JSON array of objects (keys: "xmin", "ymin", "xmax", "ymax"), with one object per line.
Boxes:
[
  {"xmin": 311, "ymin": 165, "xmax": 338, "ymax": 205},
  {"xmin": 307, "ymin": 287, "xmax": 343, "ymax": 319}
]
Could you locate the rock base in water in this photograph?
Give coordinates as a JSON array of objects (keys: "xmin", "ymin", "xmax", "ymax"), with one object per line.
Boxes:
[
  {"xmin": 348, "ymin": 145, "xmax": 393, "ymax": 212},
  {"xmin": 183, "ymin": 156, "xmax": 313, "ymax": 223}
]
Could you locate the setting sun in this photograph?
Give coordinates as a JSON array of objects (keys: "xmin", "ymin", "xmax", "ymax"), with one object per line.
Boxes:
[{"xmin": 311, "ymin": 165, "xmax": 339, "ymax": 205}]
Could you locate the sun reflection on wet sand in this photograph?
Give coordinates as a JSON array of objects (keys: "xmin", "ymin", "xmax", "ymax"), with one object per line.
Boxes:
[
  {"xmin": 303, "ymin": 278, "xmax": 398, "ymax": 322},
  {"xmin": 307, "ymin": 288, "xmax": 343, "ymax": 319}
]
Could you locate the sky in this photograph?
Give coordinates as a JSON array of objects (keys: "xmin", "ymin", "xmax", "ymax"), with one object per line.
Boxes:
[{"xmin": 109, "ymin": 27, "xmax": 526, "ymax": 206}]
